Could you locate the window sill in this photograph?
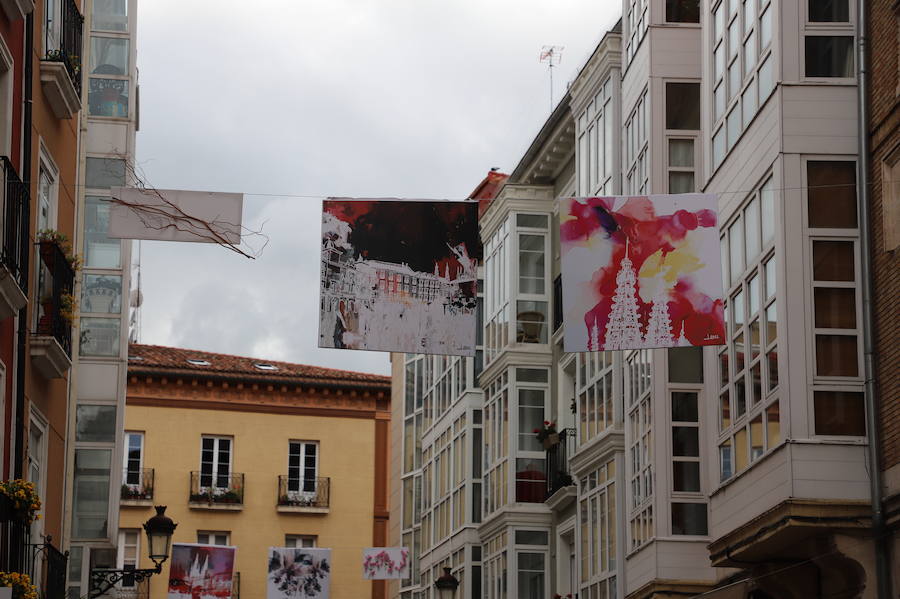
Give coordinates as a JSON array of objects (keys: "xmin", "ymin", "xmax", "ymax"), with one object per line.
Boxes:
[
  {"xmin": 120, "ymin": 498, "xmax": 154, "ymax": 508},
  {"xmin": 276, "ymin": 505, "xmax": 330, "ymax": 515},
  {"xmin": 0, "ymin": 266, "xmax": 27, "ymax": 320},
  {"xmin": 188, "ymin": 501, "xmax": 244, "ymax": 511},
  {"xmin": 30, "ymin": 334, "xmax": 72, "ymax": 379},
  {"xmin": 39, "ymin": 60, "xmax": 80, "ymax": 120}
]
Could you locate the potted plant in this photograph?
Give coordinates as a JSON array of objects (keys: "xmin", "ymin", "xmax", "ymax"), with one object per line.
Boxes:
[
  {"xmin": 0, "ymin": 571, "xmax": 38, "ymax": 599},
  {"xmin": 0, "ymin": 479, "xmax": 41, "ymax": 524},
  {"xmin": 59, "ymin": 292, "xmax": 77, "ymax": 324},
  {"xmin": 534, "ymin": 421, "xmax": 559, "ymax": 449},
  {"xmin": 36, "ymin": 229, "xmax": 82, "ymax": 272}
]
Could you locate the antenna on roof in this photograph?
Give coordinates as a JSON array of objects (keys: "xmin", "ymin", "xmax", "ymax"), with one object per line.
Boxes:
[{"xmin": 539, "ymin": 45, "xmax": 564, "ymax": 112}]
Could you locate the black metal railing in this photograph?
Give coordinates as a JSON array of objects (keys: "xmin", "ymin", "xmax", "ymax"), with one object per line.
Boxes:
[
  {"xmin": 28, "ymin": 536, "xmax": 68, "ymax": 599},
  {"xmin": 553, "ymin": 274, "xmax": 563, "ymax": 332},
  {"xmin": 121, "ymin": 468, "xmax": 154, "ymax": 501},
  {"xmin": 277, "ymin": 476, "xmax": 330, "ymax": 508},
  {"xmin": 0, "ymin": 157, "xmax": 29, "ymax": 291},
  {"xmin": 189, "ymin": 472, "xmax": 243, "ymax": 506},
  {"xmin": 35, "ymin": 241, "xmax": 74, "ymax": 356},
  {"xmin": 231, "ymin": 572, "xmax": 240, "ymax": 599},
  {"xmin": 44, "ymin": 0, "xmax": 84, "ymax": 95},
  {"xmin": 545, "ymin": 428, "xmax": 576, "ymax": 498},
  {"xmin": 0, "ymin": 494, "xmax": 30, "ymax": 574}
]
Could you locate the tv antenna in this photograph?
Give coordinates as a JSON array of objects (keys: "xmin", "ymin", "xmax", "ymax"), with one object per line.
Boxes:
[{"xmin": 539, "ymin": 45, "xmax": 564, "ymax": 111}]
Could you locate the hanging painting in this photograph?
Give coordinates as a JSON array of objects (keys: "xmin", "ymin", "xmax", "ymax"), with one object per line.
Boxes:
[
  {"xmin": 267, "ymin": 547, "xmax": 331, "ymax": 599},
  {"xmin": 362, "ymin": 547, "xmax": 410, "ymax": 580},
  {"xmin": 560, "ymin": 194, "xmax": 725, "ymax": 353},
  {"xmin": 319, "ymin": 199, "xmax": 481, "ymax": 356},
  {"xmin": 167, "ymin": 543, "xmax": 236, "ymax": 599}
]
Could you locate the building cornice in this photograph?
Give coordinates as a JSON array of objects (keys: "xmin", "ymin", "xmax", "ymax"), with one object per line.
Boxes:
[
  {"xmin": 477, "ymin": 504, "xmax": 553, "ymax": 540},
  {"xmin": 569, "ymin": 34, "xmax": 623, "ymax": 117},
  {"xmin": 569, "ymin": 428, "xmax": 626, "ymax": 478}
]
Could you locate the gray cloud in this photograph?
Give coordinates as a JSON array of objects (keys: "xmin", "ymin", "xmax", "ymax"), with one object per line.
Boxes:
[{"xmin": 134, "ymin": 0, "xmax": 619, "ymax": 374}]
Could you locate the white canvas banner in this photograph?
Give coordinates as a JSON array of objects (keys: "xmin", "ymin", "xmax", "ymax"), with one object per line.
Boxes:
[
  {"xmin": 319, "ymin": 199, "xmax": 481, "ymax": 356},
  {"xmin": 108, "ymin": 187, "xmax": 243, "ymax": 243},
  {"xmin": 362, "ymin": 547, "xmax": 409, "ymax": 580},
  {"xmin": 267, "ymin": 547, "xmax": 331, "ymax": 599},
  {"xmin": 560, "ymin": 194, "xmax": 725, "ymax": 353}
]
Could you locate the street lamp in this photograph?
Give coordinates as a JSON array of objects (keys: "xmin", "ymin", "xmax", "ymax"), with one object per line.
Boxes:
[
  {"xmin": 434, "ymin": 566, "xmax": 460, "ymax": 599},
  {"xmin": 90, "ymin": 506, "xmax": 178, "ymax": 598}
]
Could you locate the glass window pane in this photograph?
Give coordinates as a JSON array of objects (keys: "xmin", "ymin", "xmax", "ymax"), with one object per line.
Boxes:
[
  {"xmin": 814, "ymin": 391, "xmax": 865, "ymax": 435},
  {"xmin": 729, "ymin": 18, "xmax": 740, "ymax": 57},
  {"xmin": 734, "ymin": 427, "xmax": 748, "ymax": 471},
  {"xmin": 759, "ymin": 54, "xmax": 774, "ymax": 99},
  {"xmin": 719, "ymin": 390, "xmax": 731, "ymax": 430},
  {"xmin": 760, "ymin": 6, "xmax": 772, "ymax": 47},
  {"xmin": 666, "ymin": 0, "xmax": 700, "ymax": 22},
  {"xmin": 729, "ymin": 218, "xmax": 744, "ymax": 281},
  {"xmin": 672, "ymin": 427, "xmax": 699, "ymax": 456},
  {"xmin": 809, "ymin": 0, "xmax": 849, "ymax": 22},
  {"xmin": 85, "ymin": 196, "xmax": 121, "ymax": 268},
  {"xmin": 669, "ymin": 172, "xmax": 695, "ymax": 194},
  {"xmin": 767, "ymin": 348, "xmax": 779, "ymax": 390},
  {"xmin": 516, "ymin": 301, "xmax": 548, "ymax": 344},
  {"xmin": 750, "ymin": 415, "xmax": 764, "ymax": 460},
  {"xmin": 715, "ymin": 82, "xmax": 726, "ymax": 120},
  {"xmin": 82, "ymin": 274, "xmax": 122, "ymax": 314},
  {"xmin": 805, "ymin": 36, "xmax": 854, "ymax": 77},
  {"xmin": 671, "ymin": 503, "xmax": 708, "ymax": 535},
  {"xmin": 75, "ymin": 405, "xmax": 117, "ymax": 442},
  {"xmin": 761, "ymin": 176, "xmax": 775, "ymax": 243},
  {"xmin": 727, "ymin": 104, "xmax": 741, "ymax": 148},
  {"xmin": 743, "ymin": 0, "xmax": 756, "ymax": 34},
  {"xmin": 813, "ymin": 240, "xmax": 855, "ymax": 281},
  {"xmin": 815, "ymin": 335, "xmax": 859, "ymax": 376},
  {"xmin": 90, "ymin": 37, "xmax": 129, "ymax": 75},
  {"xmin": 728, "ymin": 59, "xmax": 741, "ymax": 102},
  {"xmin": 814, "ymin": 288, "xmax": 857, "ymax": 328},
  {"xmin": 745, "ymin": 198, "xmax": 761, "ymax": 260},
  {"xmin": 86, "ymin": 158, "xmax": 126, "ymax": 189},
  {"xmin": 673, "ymin": 462, "xmax": 700, "ymax": 492},
  {"xmin": 766, "ymin": 302, "xmax": 777, "ymax": 344},
  {"xmin": 766, "ymin": 401, "xmax": 781, "ymax": 446},
  {"xmin": 668, "ymin": 348, "xmax": 703, "ymax": 383},
  {"xmin": 73, "ymin": 449, "xmax": 112, "ymax": 539},
  {"xmin": 517, "ymin": 214, "xmax": 548, "ymax": 228},
  {"xmin": 719, "ymin": 439, "xmax": 733, "ymax": 481},
  {"xmin": 744, "ymin": 30, "xmax": 757, "ymax": 73},
  {"xmin": 807, "ymin": 161, "xmax": 858, "ymax": 228},
  {"xmin": 672, "ymin": 391, "xmax": 699, "ymax": 422},
  {"xmin": 713, "ymin": 127, "xmax": 726, "ymax": 169},
  {"xmin": 714, "ymin": 4, "xmax": 724, "ymax": 38},
  {"xmin": 669, "ymin": 139, "xmax": 694, "ymax": 167},
  {"xmin": 666, "ymin": 83, "xmax": 701, "ymax": 130},
  {"xmin": 715, "ymin": 43, "xmax": 726, "ymax": 80},
  {"xmin": 80, "ymin": 317, "xmax": 121, "ymax": 357},
  {"xmin": 515, "ymin": 530, "xmax": 549, "ymax": 545},
  {"xmin": 93, "ymin": 0, "xmax": 128, "ymax": 31},
  {"xmin": 88, "ymin": 79, "xmax": 128, "ymax": 117}
]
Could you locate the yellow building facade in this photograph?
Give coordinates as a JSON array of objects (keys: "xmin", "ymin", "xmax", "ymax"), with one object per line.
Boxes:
[{"xmin": 118, "ymin": 344, "xmax": 391, "ymax": 599}]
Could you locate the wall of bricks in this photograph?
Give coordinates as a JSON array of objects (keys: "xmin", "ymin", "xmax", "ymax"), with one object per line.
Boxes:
[{"xmin": 867, "ymin": 1, "xmax": 900, "ymax": 476}]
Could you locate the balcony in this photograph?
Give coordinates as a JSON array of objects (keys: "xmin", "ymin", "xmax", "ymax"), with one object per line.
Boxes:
[
  {"xmin": 188, "ymin": 472, "xmax": 244, "ymax": 510},
  {"xmin": 31, "ymin": 240, "xmax": 74, "ymax": 379},
  {"xmin": 39, "ymin": 0, "xmax": 83, "ymax": 119},
  {"xmin": 0, "ymin": 494, "xmax": 30, "ymax": 574},
  {"xmin": 544, "ymin": 428, "xmax": 577, "ymax": 510},
  {"xmin": 0, "ymin": 157, "xmax": 28, "ymax": 320},
  {"xmin": 120, "ymin": 468, "xmax": 154, "ymax": 506},
  {"xmin": 277, "ymin": 476, "xmax": 330, "ymax": 514},
  {"xmin": 28, "ymin": 537, "xmax": 68, "ymax": 599}
]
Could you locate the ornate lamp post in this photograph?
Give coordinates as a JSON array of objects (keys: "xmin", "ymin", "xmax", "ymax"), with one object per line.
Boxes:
[
  {"xmin": 89, "ymin": 506, "xmax": 177, "ymax": 598},
  {"xmin": 434, "ymin": 566, "xmax": 460, "ymax": 599}
]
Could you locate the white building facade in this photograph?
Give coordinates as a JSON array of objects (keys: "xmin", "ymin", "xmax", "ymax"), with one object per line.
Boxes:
[
  {"xmin": 65, "ymin": 0, "xmax": 139, "ymax": 596},
  {"xmin": 391, "ymin": 0, "xmax": 886, "ymax": 597}
]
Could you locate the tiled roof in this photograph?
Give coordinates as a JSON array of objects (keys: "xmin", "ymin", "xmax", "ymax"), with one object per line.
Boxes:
[{"xmin": 127, "ymin": 344, "xmax": 390, "ymax": 389}]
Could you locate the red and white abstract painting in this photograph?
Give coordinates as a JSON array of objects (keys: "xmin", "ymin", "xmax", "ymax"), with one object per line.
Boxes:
[{"xmin": 560, "ymin": 194, "xmax": 725, "ymax": 353}]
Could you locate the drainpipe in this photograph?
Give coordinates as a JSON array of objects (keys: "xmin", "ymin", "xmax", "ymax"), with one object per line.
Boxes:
[
  {"xmin": 856, "ymin": 0, "xmax": 892, "ymax": 597},
  {"xmin": 13, "ymin": 9, "xmax": 34, "ymax": 480}
]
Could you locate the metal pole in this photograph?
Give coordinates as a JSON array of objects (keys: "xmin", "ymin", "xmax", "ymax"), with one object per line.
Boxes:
[{"xmin": 855, "ymin": 0, "xmax": 893, "ymax": 596}]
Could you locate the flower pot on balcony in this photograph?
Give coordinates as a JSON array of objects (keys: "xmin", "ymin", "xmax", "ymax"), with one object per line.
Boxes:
[{"xmin": 542, "ymin": 433, "xmax": 560, "ymax": 449}]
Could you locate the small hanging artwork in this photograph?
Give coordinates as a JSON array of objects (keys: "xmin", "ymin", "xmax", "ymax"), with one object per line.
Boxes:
[
  {"xmin": 319, "ymin": 199, "xmax": 481, "ymax": 356},
  {"xmin": 362, "ymin": 547, "xmax": 410, "ymax": 580},
  {"xmin": 267, "ymin": 547, "xmax": 331, "ymax": 599},
  {"xmin": 167, "ymin": 543, "xmax": 236, "ymax": 599},
  {"xmin": 560, "ymin": 194, "xmax": 725, "ymax": 353}
]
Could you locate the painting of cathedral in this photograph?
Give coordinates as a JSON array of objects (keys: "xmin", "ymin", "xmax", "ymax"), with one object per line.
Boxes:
[
  {"xmin": 319, "ymin": 199, "xmax": 481, "ymax": 356},
  {"xmin": 560, "ymin": 194, "xmax": 725, "ymax": 353},
  {"xmin": 167, "ymin": 543, "xmax": 236, "ymax": 599}
]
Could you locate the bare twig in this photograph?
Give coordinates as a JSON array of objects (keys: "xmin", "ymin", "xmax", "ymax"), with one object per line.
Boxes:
[{"xmin": 105, "ymin": 160, "xmax": 269, "ymax": 259}]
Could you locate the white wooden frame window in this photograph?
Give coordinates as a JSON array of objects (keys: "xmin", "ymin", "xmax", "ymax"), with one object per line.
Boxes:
[
  {"xmin": 197, "ymin": 531, "xmax": 229, "ymax": 546},
  {"xmin": 123, "ymin": 431, "xmax": 143, "ymax": 488},
  {"xmin": 199, "ymin": 436, "xmax": 232, "ymax": 491},
  {"xmin": 287, "ymin": 441, "xmax": 318, "ymax": 496},
  {"xmin": 285, "ymin": 535, "xmax": 316, "ymax": 548},
  {"xmin": 116, "ymin": 529, "xmax": 140, "ymax": 587}
]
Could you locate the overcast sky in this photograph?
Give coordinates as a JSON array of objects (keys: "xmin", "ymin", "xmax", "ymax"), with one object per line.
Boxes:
[{"xmin": 134, "ymin": 0, "xmax": 620, "ymax": 375}]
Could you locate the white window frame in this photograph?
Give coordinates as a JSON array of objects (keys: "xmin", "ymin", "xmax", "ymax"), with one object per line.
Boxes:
[
  {"xmin": 197, "ymin": 531, "xmax": 230, "ymax": 546},
  {"xmin": 199, "ymin": 435, "xmax": 232, "ymax": 491},
  {"xmin": 0, "ymin": 34, "xmax": 13, "ymax": 157},
  {"xmin": 285, "ymin": 535, "xmax": 317, "ymax": 548},
  {"xmin": 116, "ymin": 528, "xmax": 140, "ymax": 588},
  {"xmin": 287, "ymin": 440, "xmax": 318, "ymax": 498},
  {"xmin": 122, "ymin": 431, "xmax": 144, "ymax": 489}
]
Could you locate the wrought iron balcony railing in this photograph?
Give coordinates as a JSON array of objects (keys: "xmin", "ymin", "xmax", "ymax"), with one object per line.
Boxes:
[
  {"xmin": 35, "ymin": 240, "xmax": 75, "ymax": 356},
  {"xmin": 545, "ymin": 427, "xmax": 576, "ymax": 498},
  {"xmin": 0, "ymin": 156, "xmax": 29, "ymax": 291},
  {"xmin": 189, "ymin": 471, "xmax": 244, "ymax": 506},
  {"xmin": 121, "ymin": 468, "xmax": 154, "ymax": 501},
  {"xmin": 44, "ymin": 0, "xmax": 84, "ymax": 95},
  {"xmin": 28, "ymin": 536, "xmax": 68, "ymax": 599},
  {"xmin": 0, "ymin": 494, "xmax": 30, "ymax": 574},
  {"xmin": 277, "ymin": 476, "xmax": 330, "ymax": 509}
]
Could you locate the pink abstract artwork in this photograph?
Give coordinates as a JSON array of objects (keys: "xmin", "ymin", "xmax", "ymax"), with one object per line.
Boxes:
[{"xmin": 560, "ymin": 195, "xmax": 725, "ymax": 353}]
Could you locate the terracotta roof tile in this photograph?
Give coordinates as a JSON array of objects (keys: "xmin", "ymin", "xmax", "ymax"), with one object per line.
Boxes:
[{"xmin": 128, "ymin": 344, "xmax": 390, "ymax": 389}]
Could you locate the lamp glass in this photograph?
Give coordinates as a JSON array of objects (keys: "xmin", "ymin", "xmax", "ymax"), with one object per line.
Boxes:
[{"xmin": 146, "ymin": 529, "xmax": 172, "ymax": 563}]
